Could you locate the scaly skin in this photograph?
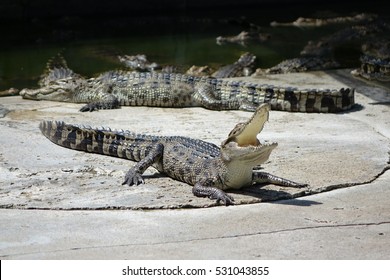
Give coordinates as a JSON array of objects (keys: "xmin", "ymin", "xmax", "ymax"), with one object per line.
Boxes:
[
  {"xmin": 212, "ymin": 52, "xmax": 256, "ymax": 78},
  {"xmin": 20, "ymin": 57, "xmax": 355, "ymax": 113},
  {"xmin": 39, "ymin": 104, "xmax": 307, "ymax": 205},
  {"xmin": 351, "ymin": 41, "xmax": 390, "ymax": 82}
]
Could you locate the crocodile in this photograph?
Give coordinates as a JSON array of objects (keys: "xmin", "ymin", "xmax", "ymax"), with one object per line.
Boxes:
[
  {"xmin": 260, "ymin": 56, "xmax": 340, "ymax": 75},
  {"xmin": 185, "ymin": 65, "xmax": 213, "ymax": 77},
  {"xmin": 20, "ymin": 57, "xmax": 355, "ymax": 113},
  {"xmin": 270, "ymin": 13, "xmax": 377, "ymax": 27},
  {"xmin": 351, "ymin": 41, "xmax": 390, "ymax": 82},
  {"xmin": 39, "ymin": 104, "xmax": 307, "ymax": 205},
  {"xmin": 261, "ymin": 19, "xmax": 390, "ymax": 75},
  {"xmin": 118, "ymin": 54, "xmax": 161, "ymax": 72},
  {"xmin": 212, "ymin": 52, "xmax": 256, "ymax": 78},
  {"xmin": 216, "ymin": 31, "xmax": 270, "ymax": 46},
  {"xmin": 118, "ymin": 52, "xmax": 255, "ymax": 78}
]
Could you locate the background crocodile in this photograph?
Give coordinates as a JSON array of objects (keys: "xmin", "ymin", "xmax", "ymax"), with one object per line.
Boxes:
[
  {"xmin": 20, "ymin": 56, "xmax": 355, "ymax": 113},
  {"xmin": 39, "ymin": 104, "xmax": 307, "ymax": 205},
  {"xmin": 118, "ymin": 52, "xmax": 256, "ymax": 78},
  {"xmin": 216, "ymin": 30, "xmax": 270, "ymax": 46},
  {"xmin": 212, "ymin": 52, "xmax": 256, "ymax": 78},
  {"xmin": 270, "ymin": 13, "xmax": 377, "ymax": 27},
  {"xmin": 254, "ymin": 18, "xmax": 390, "ymax": 75},
  {"xmin": 351, "ymin": 40, "xmax": 390, "ymax": 82}
]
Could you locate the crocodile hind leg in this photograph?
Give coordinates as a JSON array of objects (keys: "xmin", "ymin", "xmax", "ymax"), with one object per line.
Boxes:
[
  {"xmin": 194, "ymin": 84, "xmax": 256, "ymax": 111},
  {"xmin": 192, "ymin": 183, "xmax": 235, "ymax": 206},
  {"xmin": 122, "ymin": 143, "xmax": 164, "ymax": 186},
  {"xmin": 252, "ymin": 171, "xmax": 308, "ymax": 188}
]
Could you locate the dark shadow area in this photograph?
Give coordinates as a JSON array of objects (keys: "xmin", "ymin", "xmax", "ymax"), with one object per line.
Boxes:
[
  {"xmin": 230, "ymin": 184, "xmax": 309, "ymax": 203},
  {"xmin": 327, "ymin": 70, "xmax": 390, "ymax": 104},
  {"xmin": 337, "ymin": 103, "xmax": 365, "ymax": 114},
  {"xmin": 270, "ymin": 198, "xmax": 322, "ymax": 206}
]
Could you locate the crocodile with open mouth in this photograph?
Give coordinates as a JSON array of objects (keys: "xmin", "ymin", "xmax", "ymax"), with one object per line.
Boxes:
[{"xmin": 39, "ymin": 104, "xmax": 307, "ymax": 205}]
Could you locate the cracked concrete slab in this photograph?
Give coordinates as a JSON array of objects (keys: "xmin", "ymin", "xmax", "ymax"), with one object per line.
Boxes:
[
  {"xmin": 0, "ymin": 70, "xmax": 389, "ymax": 209},
  {"xmin": 0, "ymin": 69, "xmax": 389, "ymax": 259},
  {"xmin": 1, "ymin": 169, "xmax": 389, "ymax": 259}
]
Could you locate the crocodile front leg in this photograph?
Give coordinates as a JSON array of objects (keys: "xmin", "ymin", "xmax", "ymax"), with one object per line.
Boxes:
[
  {"xmin": 79, "ymin": 94, "xmax": 120, "ymax": 112},
  {"xmin": 192, "ymin": 183, "xmax": 235, "ymax": 206},
  {"xmin": 252, "ymin": 170, "xmax": 308, "ymax": 188},
  {"xmin": 122, "ymin": 143, "xmax": 164, "ymax": 186}
]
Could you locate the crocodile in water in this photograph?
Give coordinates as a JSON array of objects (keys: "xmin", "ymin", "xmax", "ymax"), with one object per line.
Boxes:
[
  {"xmin": 216, "ymin": 31, "xmax": 270, "ymax": 46},
  {"xmin": 39, "ymin": 104, "xmax": 307, "ymax": 205},
  {"xmin": 20, "ymin": 57, "xmax": 355, "ymax": 113},
  {"xmin": 257, "ymin": 19, "xmax": 390, "ymax": 75},
  {"xmin": 270, "ymin": 13, "xmax": 377, "ymax": 27}
]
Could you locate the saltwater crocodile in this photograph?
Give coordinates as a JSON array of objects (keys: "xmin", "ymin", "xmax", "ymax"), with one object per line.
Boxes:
[
  {"xmin": 216, "ymin": 31, "xmax": 270, "ymax": 46},
  {"xmin": 212, "ymin": 52, "xmax": 256, "ymax": 78},
  {"xmin": 258, "ymin": 19, "xmax": 390, "ymax": 75},
  {"xmin": 118, "ymin": 52, "xmax": 256, "ymax": 78},
  {"xmin": 259, "ymin": 56, "xmax": 340, "ymax": 75},
  {"xmin": 118, "ymin": 54, "xmax": 161, "ymax": 72},
  {"xmin": 270, "ymin": 13, "xmax": 377, "ymax": 27},
  {"xmin": 20, "ymin": 57, "xmax": 355, "ymax": 113},
  {"xmin": 351, "ymin": 41, "xmax": 390, "ymax": 82},
  {"xmin": 39, "ymin": 104, "xmax": 307, "ymax": 205}
]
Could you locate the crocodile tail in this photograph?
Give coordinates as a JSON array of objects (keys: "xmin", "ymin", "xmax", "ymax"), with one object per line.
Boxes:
[
  {"xmin": 39, "ymin": 120, "xmax": 156, "ymax": 161},
  {"xmin": 40, "ymin": 120, "xmax": 102, "ymax": 154},
  {"xmin": 38, "ymin": 54, "xmax": 83, "ymax": 87},
  {"xmin": 39, "ymin": 120, "xmax": 128, "ymax": 158}
]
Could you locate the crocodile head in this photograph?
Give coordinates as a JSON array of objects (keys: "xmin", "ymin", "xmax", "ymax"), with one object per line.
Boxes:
[
  {"xmin": 20, "ymin": 56, "xmax": 85, "ymax": 102},
  {"xmin": 221, "ymin": 103, "xmax": 277, "ymax": 166},
  {"xmin": 20, "ymin": 77, "xmax": 83, "ymax": 102}
]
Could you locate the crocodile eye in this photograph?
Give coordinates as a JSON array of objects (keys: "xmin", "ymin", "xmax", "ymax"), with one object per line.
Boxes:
[{"xmin": 228, "ymin": 123, "xmax": 244, "ymax": 137}]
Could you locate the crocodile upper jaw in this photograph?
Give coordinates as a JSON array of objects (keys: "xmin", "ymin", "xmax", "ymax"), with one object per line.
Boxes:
[{"xmin": 221, "ymin": 103, "xmax": 277, "ymax": 165}]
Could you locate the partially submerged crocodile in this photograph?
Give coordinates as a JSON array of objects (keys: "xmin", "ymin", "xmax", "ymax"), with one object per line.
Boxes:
[
  {"xmin": 216, "ymin": 31, "xmax": 270, "ymax": 46},
  {"xmin": 20, "ymin": 57, "xmax": 355, "ymax": 113},
  {"xmin": 39, "ymin": 104, "xmax": 307, "ymax": 205},
  {"xmin": 261, "ymin": 19, "xmax": 390, "ymax": 75},
  {"xmin": 118, "ymin": 54, "xmax": 161, "ymax": 72},
  {"xmin": 270, "ymin": 13, "xmax": 377, "ymax": 27}
]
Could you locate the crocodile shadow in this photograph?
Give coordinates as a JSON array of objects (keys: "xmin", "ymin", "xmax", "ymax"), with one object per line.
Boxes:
[{"xmin": 230, "ymin": 184, "xmax": 322, "ymax": 206}]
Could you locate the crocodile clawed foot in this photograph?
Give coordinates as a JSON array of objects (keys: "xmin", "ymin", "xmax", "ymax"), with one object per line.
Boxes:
[
  {"xmin": 80, "ymin": 103, "xmax": 99, "ymax": 112},
  {"xmin": 122, "ymin": 170, "xmax": 145, "ymax": 186},
  {"xmin": 192, "ymin": 184, "xmax": 235, "ymax": 206},
  {"xmin": 212, "ymin": 190, "xmax": 235, "ymax": 206}
]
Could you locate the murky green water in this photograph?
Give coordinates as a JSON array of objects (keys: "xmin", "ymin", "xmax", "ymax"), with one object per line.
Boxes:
[{"xmin": 0, "ymin": 27, "xmax": 335, "ymax": 90}]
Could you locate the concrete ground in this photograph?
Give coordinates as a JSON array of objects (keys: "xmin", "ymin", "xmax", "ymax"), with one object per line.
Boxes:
[{"xmin": 0, "ymin": 70, "xmax": 389, "ymax": 259}]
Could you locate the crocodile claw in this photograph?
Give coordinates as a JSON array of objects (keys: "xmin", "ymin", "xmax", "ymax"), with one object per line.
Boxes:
[
  {"xmin": 211, "ymin": 190, "xmax": 235, "ymax": 206},
  {"xmin": 80, "ymin": 103, "xmax": 99, "ymax": 112},
  {"xmin": 122, "ymin": 170, "xmax": 144, "ymax": 186},
  {"xmin": 192, "ymin": 184, "xmax": 235, "ymax": 206}
]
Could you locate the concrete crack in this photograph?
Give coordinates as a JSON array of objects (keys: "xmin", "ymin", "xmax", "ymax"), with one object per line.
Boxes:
[{"xmin": 2, "ymin": 221, "xmax": 389, "ymax": 258}]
